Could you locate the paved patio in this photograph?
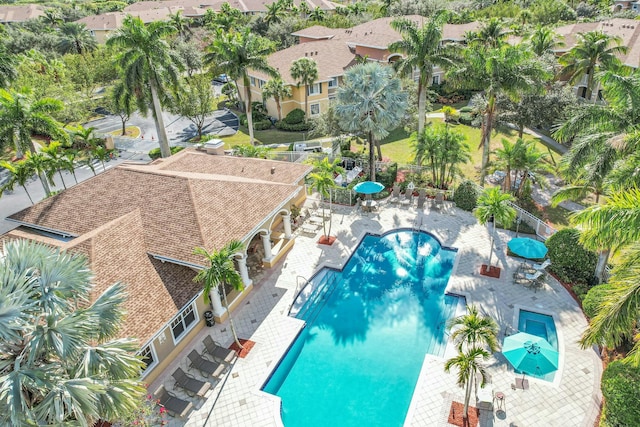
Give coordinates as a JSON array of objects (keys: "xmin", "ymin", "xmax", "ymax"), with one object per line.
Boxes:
[{"xmin": 150, "ymin": 197, "xmax": 602, "ymax": 427}]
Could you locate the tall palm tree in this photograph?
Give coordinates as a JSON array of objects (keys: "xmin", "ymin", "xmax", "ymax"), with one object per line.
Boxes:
[
  {"xmin": 335, "ymin": 62, "xmax": 408, "ymax": 181},
  {"xmin": 388, "ymin": 13, "xmax": 455, "ymax": 134},
  {"xmin": 290, "ymin": 57, "xmax": 319, "ymax": 118},
  {"xmin": 572, "ymin": 188, "xmax": 640, "ymax": 365},
  {"xmin": 474, "ymin": 187, "xmax": 516, "ymax": 267},
  {"xmin": 412, "ymin": 124, "xmax": 470, "ymax": 189},
  {"xmin": 204, "ymin": 3, "xmax": 246, "ymax": 32},
  {"xmin": 560, "ymin": 31, "xmax": 627, "ymax": 102},
  {"xmin": 307, "ymin": 157, "xmax": 343, "ymax": 239},
  {"xmin": 41, "ymin": 8, "xmax": 63, "ymax": 27},
  {"xmin": 40, "ymin": 140, "xmax": 68, "ymax": 190},
  {"xmin": 491, "ymin": 138, "xmax": 526, "ymax": 193},
  {"xmin": 61, "ymin": 149, "xmax": 79, "ymax": 184},
  {"xmin": 194, "ymin": 240, "xmax": 246, "ymax": 349},
  {"xmin": 447, "ymin": 44, "xmax": 548, "ymax": 185},
  {"xmin": 264, "ymin": 2, "xmax": 285, "ymax": 24},
  {"xmin": 526, "ymin": 25, "xmax": 564, "ymax": 57},
  {"xmin": 512, "ymin": 140, "xmax": 553, "ymax": 198},
  {"xmin": 309, "ymin": 7, "xmax": 325, "ymax": 21},
  {"xmin": 168, "ymin": 11, "xmax": 192, "ymax": 40},
  {"xmin": 0, "ymin": 159, "xmax": 35, "ymax": 204},
  {"xmin": 471, "ymin": 18, "xmax": 511, "ymax": 48},
  {"xmin": 444, "ymin": 347, "xmax": 491, "ymax": 420},
  {"xmin": 0, "ymin": 88, "xmax": 67, "ymax": 159},
  {"xmin": 57, "ymin": 22, "xmax": 98, "ymax": 55},
  {"xmin": 448, "ymin": 305, "xmax": 499, "ymax": 352},
  {"xmin": 23, "ymin": 151, "xmax": 54, "ymax": 196},
  {"xmin": 0, "ymin": 239, "xmax": 146, "ymax": 426},
  {"xmin": 107, "ymin": 16, "xmax": 183, "ymax": 158},
  {"xmin": 261, "ymin": 76, "xmax": 292, "ymax": 121},
  {"xmin": 205, "ymin": 28, "xmax": 277, "ymax": 145}
]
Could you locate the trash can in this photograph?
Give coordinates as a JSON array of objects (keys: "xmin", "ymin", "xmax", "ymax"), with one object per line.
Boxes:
[{"xmin": 204, "ymin": 311, "xmax": 215, "ymax": 327}]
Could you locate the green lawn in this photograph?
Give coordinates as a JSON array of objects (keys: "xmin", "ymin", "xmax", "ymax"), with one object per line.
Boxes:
[
  {"xmin": 430, "ymin": 101, "xmax": 469, "ymax": 112},
  {"xmin": 217, "ymin": 126, "xmax": 309, "ymax": 148},
  {"xmin": 379, "ymin": 119, "xmax": 557, "ymax": 181}
]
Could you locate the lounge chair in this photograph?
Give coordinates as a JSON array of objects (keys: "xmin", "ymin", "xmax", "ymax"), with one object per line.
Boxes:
[
  {"xmin": 400, "ymin": 191, "xmax": 413, "ymax": 207},
  {"xmin": 154, "ymin": 385, "xmax": 193, "ymax": 418},
  {"xmin": 433, "ymin": 191, "xmax": 445, "ymax": 209},
  {"xmin": 531, "ymin": 259, "xmax": 551, "ymax": 271},
  {"xmin": 171, "ymin": 367, "xmax": 211, "ymax": 397},
  {"xmin": 300, "ymin": 223, "xmax": 319, "ymax": 235},
  {"xmin": 389, "ymin": 184, "xmax": 401, "ymax": 204},
  {"xmin": 514, "ymin": 269, "xmax": 544, "ymax": 282},
  {"xmin": 203, "ymin": 336, "xmax": 236, "ymax": 364},
  {"xmin": 187, "ymin": 349, "xmax": 226, "ymax": 378},
  {"xmin": 416, "ymin": 189, "xmax": 427, "ymax": 210}
]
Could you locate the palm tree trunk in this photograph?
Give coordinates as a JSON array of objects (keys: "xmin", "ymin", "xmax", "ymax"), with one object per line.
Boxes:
[
  {"xmin": 595, "ymin": 249, "xmax": 610, "ymax": 283},
  {"xmin": 479, "ymin": 100, "xmax": 495, "ymax": 187},
  {"xmin": 38, "ymin": 172, "xmax": 51, "ymax": 196},
  {"xmin": 304, "ymin": 85, "xmax": 309, "ymax": 117},
  {"xmin": 276, "ymin": 97, "xmax": 282, "ymax": 121},
  {"xmin": 149, "ymin": 77, "xmax": 172, "ymax": 158},
  {"xmin": 368, "ymin": 131, "xmax": 376, "ymax": 182},
  {"xmin": 375, "ymin": 139, "xmax": 383, "ymax": 162},
  {"xmin": 22, "ymin": 185, "xmax": 34, "ymax": 204},
  {"xmin": 417, "ymin": 79, "xmax": 426, "ymax": 134},
  {"xmin": 463, "ymin": 375, "xmax": 473, "ymax": 419},
  {"xmin": 57, "ymin": 169, "xmax": 67, "ymax": 189},
  {"xmin": 221, "ymin": 284, "xmax": 244, "ymax": 349},
  {"xmin": 121, "ymin": 119, "xmax": 126, "ymax": 136},
  {"xmin": 245, "ymin": 83, "xmax": 255, "ymax": 145},
  {"xmin": 13, "ymin": 131, "xmax": 24, "ymax": 159},
  {"xmin": 488, "ymin": 220, "xmax": 496, "ymax": 266}
]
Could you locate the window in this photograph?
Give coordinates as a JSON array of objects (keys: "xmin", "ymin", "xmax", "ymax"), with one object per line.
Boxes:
[
  {"xmin": 328, "ymin": 77, "xmax": 338, "ymax": 88},
  {"xmin": 432, "ymin": 75, "xmax": 440, "ymax": 85},
  {"xmin": 170, "ymin": 304, "xmax": 197, "ymax": 343},
  {"xmin": 139, "ymin": 344, "xmax": 157, "ymax": 375},
  {"xmin": 258, "ymin": 79, "xmax": 265, "ymax": 89},
  {"xmin": 310, "ymin": 103, "xmax": 320, "ymax": 116},
  {"xmin": 250, "ymin": 77, "xmax": 256, "ymax": 87},
  {"xmin": 308, "ymin": 83, "xmax": 322, "ymax": 95}
]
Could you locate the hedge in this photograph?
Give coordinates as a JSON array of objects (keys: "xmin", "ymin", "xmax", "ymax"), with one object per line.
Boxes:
[
  {"xmin": 545, "ymin": 228, "xmax": 598, "ymax": 285},
  {"xmin": 284, "ymin": 108, "xmax": 305, "ymax": 124},
  {"xmin": 253, "ymin": 119, "xmax": 272, "ymax": 130},
  {"xmin": 276, "ymin": 121, "xmax": 311, "ymax": 131},
  {"xmin": 148, "ymin": 146, "xmax": 185, "ymax": 160},
  {"xmin": 601, "ymin": 361, "xmax": 640, "ymax": 427}
]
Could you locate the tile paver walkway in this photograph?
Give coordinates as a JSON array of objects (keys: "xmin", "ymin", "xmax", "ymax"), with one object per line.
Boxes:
[{"xmin": 151, "ymin": 198, "xmax": 601, "ymax": 427}]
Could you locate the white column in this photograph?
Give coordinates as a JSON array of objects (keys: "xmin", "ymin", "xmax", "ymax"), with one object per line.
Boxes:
[
  {"xmin": 261, "ymin": 232, "xmax": 273, "ymax": 260},
  {"xmin": 282, "ymin": 213, "xmax": 292, "ymax": 239},
  {"xmin": 209, "ymin": 287, "xmax": 225, "ymax": 317},
  {"xmin": 236, "ymin": 255, "xmax": 253, "ymax": 288}
]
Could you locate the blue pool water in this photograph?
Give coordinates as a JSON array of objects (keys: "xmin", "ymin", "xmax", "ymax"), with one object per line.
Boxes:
[
  {"xmin": 263, "ymin": 230, "xmax": 459, "ymax": 427},
  {"xmin": 518, "ymin": 310, "xmax": 558, "ymax": 381}
]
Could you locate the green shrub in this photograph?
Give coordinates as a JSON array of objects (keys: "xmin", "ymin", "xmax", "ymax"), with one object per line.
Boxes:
[
  {"xmin": 459, "ymin": 106, "xmax": 473, "ymax": 113},
  {"xmin": 459, "ymin": 113, "xmax": 475, "ymax": 126},
  {"xmin": 284, "ymin": 108, "xmax": 306, "ymax": 124},
  {"xmin": 253, "ymin": 119, "xmax": 272, "ymax": 130},
  {"xmin": 148, "ymin": 146, "xmax": 185, "ymax": 160},
  {"xmin": 453, "ymin": 180, "xmax": 478, "ymax": 211},
  {"xmin": 582, "ymin": 284, "xmax": 613, "ymax": 319},
  {"xmin": 601, "ymin": 361, "xmax": 640, "ymax": 427},
  {"xmin": 276, "ymin": 120, "xmax": 311, "ymax": 131},
  {"xmin": 545, "ymin": 228, "xmax": 597, "ymax": 284},
  {"xmin": 376, "ymin": 162, "xmax": 398, "ymax": 189}
]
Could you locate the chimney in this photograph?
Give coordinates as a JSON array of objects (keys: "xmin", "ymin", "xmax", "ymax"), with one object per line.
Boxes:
[{"xmin": 203, "ymin": 139, "xmax": 225, "ymax": 155}]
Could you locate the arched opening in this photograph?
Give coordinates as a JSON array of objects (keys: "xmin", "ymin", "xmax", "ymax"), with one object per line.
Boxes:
[{"xmin": 245, "ymin": 233, "xmax": 266, "ymax": 283}]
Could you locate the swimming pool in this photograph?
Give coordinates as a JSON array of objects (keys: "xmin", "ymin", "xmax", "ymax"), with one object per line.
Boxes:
[
  {"xmin": 263, "ymin": 230, "xmax": 460, "ymax": 427},
  {"xmin": 517, "ymin": 310, "xmax": 558, "ymax": 381}
]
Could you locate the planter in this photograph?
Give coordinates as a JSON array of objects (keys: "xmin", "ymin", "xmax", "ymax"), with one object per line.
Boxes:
[{"xmin": 480, "ymin": 264, "xmax": 501, "ymax": 278}]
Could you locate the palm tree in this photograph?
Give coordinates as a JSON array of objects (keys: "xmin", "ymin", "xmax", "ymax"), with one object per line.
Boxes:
[
  {"xmin": 388, "ymin": 13, "xmax": 455, "ymax": 134},
  {"xmin": 447, "ymin": 44, "xmax": 548, "ymax": 185},
  {"xmin": 491, "ymin": 138, "xmax": 526, "ymax": 193},
  {"xmin": 448, "ymin": 305, "xmax": 499, "ymax": 352},
  {"xmin": 512, "ymin": 140, "xmax": 554, "ymax": 198},
  {"xmin": 93, "ymin": 145, "xmax": 113, "ymax": 172},
  {"xmin": 474, "ymin": 187, "xmax": 517, "ymax": 267},
  {"xmin": 41, "ymin": 8, "xmax": 63, "ymax": 27},
  {"xmin": 335, "ymin": 62, "xmax": 408, "ymax": 181},
  {"xmin": 40, "ymin": 140, "xmax": 68, "ymax": 189},
  {"xmin": 194, "ymin": 240, "xmax": 246, "ymax": 349},
  {"xmin": 168, "ymin": 11, "xmax": 192, "ymax": 40},
  {"xmin": 290, "ymin": 57, "xmax": 319, "ymax": 118},
  {"xmin": 57, "ymin": 22, "xmax": 97, "ymax": 55},
  {"xmin": 107, "ymin": 16, "xmax": 183, "ymax": 158},
  {"xmin": 205, "ymin": 28, "xmax": 277, "ymax": 145},
  {"xmin": 234, "ymin": 144, "xmax": 271, "ymax": 158},
  {"xmin": 560, "ymin": 31, "xmax": 627, "ymax": 102},
  {"xmin": 0, "ymin": 159, "xmax": 35, "ymax": 204},
  {"xmin": 412, "ymin": 124, "xmax": 470, "ymax": 189},
  {"xmin": 307, "ymin": 157, "xmax": 343, "ymax": 240},
  {"xmin": 204, "ymin": 3, "xmax": 246, "ymax": 32},
  {"xmin": 470, "ymin": 18, "xmax": 511, "ymax": 48},
  {"xmin": 61, "ymin": 149, "xmax": 79, "ymax": 184},
  {"xmin": 444, "ymin": 347, "xmax": 491, "ymax": 420},
  {"xmin": 0, "ymin": 88, "xmax": 67, "ymax": 159},
  {"xmin": 23, "ymin": 151, "xmax": 54, "ymax": 196},
  {"xmin": 572, "ymin": 188, "xmax": 640, "ymax": 364},
  {"xmin": 0, "ymin": 239, "xmax": 146, "ymax": 426},
  {"xmin": 261, "ymin": 76, "xmax": 292, "ymax": 121},
  {"xmin": 526, "ymin": 25, "xmax": 564, "ymax": 57},
  {"xmin": 309, "ymin": 7, "xmax": 326, "ymax": 21},
  {"xmin": 264, "ymin": 2, "xmax": 285, "ymax": 24}
]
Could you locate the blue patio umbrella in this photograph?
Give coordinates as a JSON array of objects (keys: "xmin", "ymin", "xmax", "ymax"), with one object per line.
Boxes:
[
  {"xmin": 352, "ymin": 181, "xmax": 385, "ymax": 195},
  {"xmin": 508, "ymin": 237, "xmax": 548, "ymax": 260},
  {"xmin": 502, "ymin": 332, "xmax": 559, "ymax": 377}
]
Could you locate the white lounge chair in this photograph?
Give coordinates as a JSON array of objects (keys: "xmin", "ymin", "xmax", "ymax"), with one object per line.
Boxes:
[
  {"xmin": 389, "ymin": 184, "xmax": 401, "ymax": 204},
  {"xmin": 416, "ymin": 189, "xmax": 427, "ymax": 210},
  {"xmin": 400, "ymin": 191, "xmax": 413, "ymax": 207},
  {"xmin": 531, "ymin": 259, "xmax": 551, "ymax": 271}
]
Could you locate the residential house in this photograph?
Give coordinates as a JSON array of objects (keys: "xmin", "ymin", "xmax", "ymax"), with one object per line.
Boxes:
[
  {"xmin": 612, "ymin": 1, "xmax": 640, "ymax": 13},
  {"xmin": 246, "ymin": 16, "xmax": 478, "ymax": 120},
  {"xmin": 2, "ymin": 146, "xmax": 312, "ymax": 384},
  {"xmin": 0, "ymin": 4, "xmax": 45, "ymax": 24},
  {"xmin": 555, "ymin": 18, "xmax": 640, "ymax": 100}
]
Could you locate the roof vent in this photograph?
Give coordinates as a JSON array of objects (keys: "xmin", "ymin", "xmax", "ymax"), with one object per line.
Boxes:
[
  {"xmin": 315, "ymin": 51, "xmax": 318, "ymax": 55},
  {"xmin": 305, "ymin": 52, "xmax": 308, "ymax": 56},
  {"xmin": 271, "ymin": 167, "xmax": 276, "ymax": 175}
]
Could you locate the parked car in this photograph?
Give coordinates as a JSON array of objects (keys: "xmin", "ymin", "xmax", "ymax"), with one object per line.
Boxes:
[{"xmin": 213, "ymin": 74, "xmax": 229, "ymax": 83}]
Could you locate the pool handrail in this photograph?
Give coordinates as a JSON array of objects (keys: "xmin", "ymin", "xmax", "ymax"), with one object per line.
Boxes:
[{"xmin": 288, "ymin": 275, "xmax": 310, "ymax": 315}]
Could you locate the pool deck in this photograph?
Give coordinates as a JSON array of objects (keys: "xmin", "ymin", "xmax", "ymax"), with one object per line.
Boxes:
[{"xmin": 153, "ymin": 198, "xmax": 602, "ymax": 427}]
